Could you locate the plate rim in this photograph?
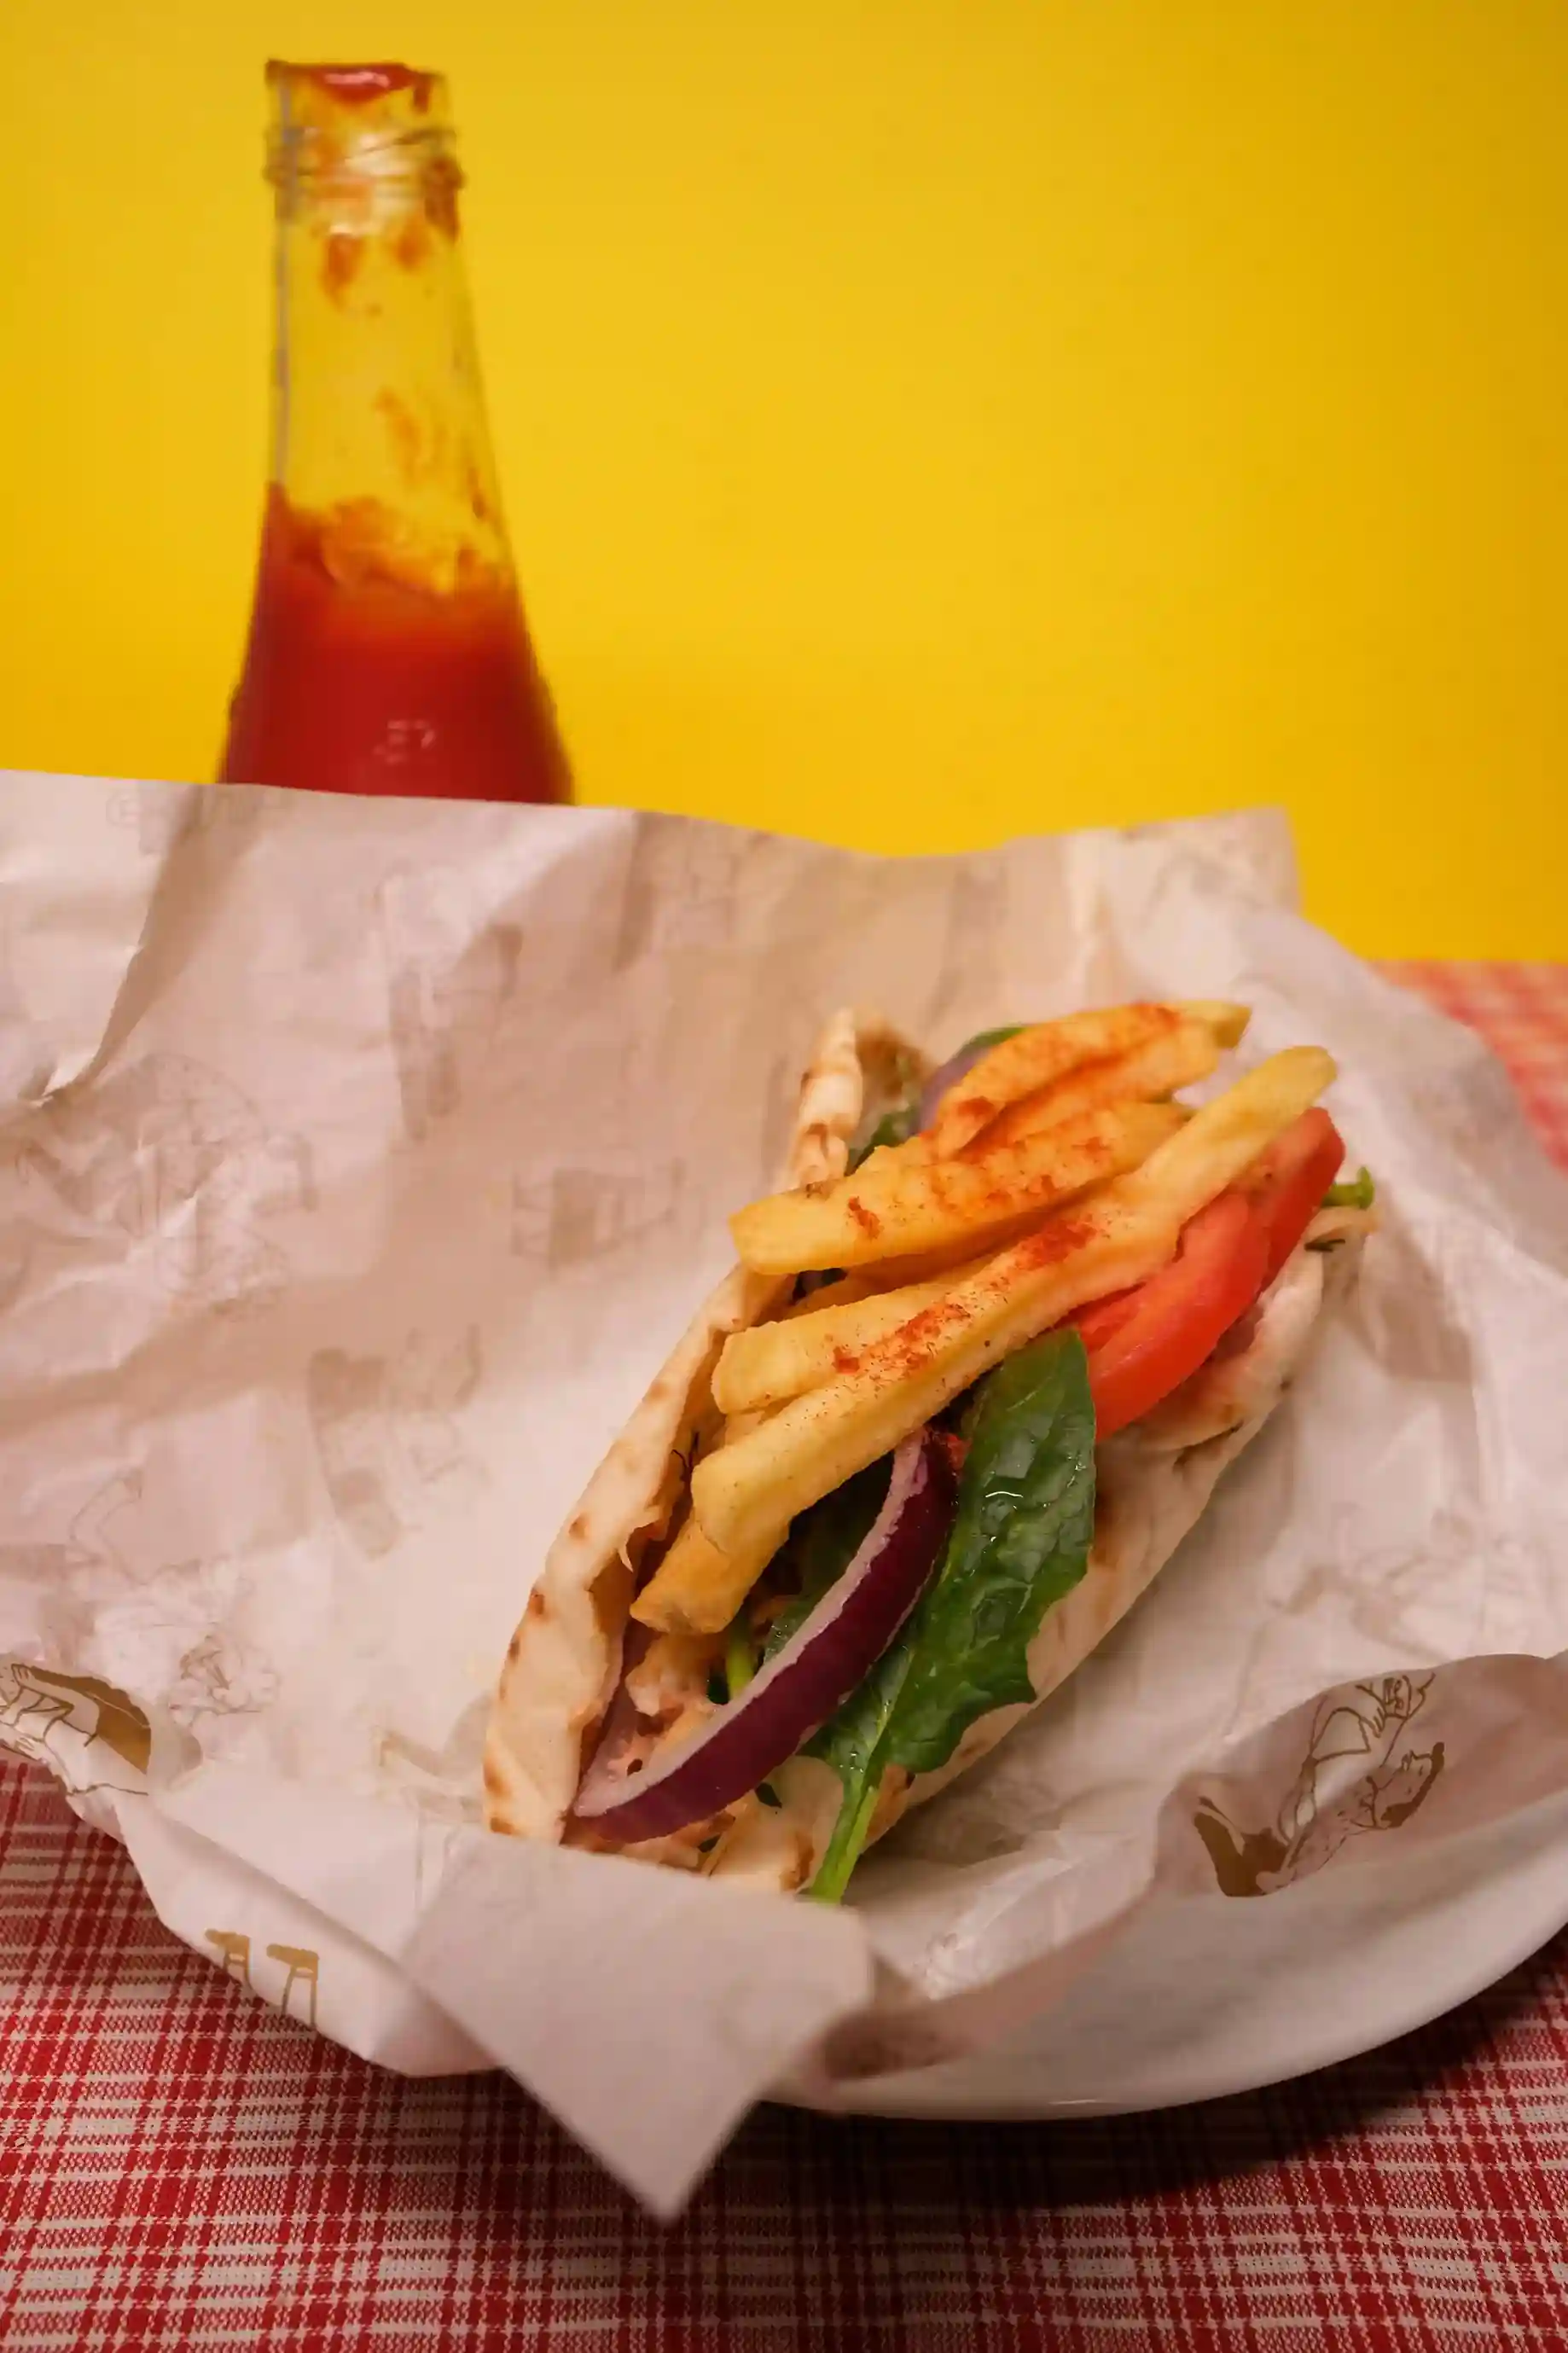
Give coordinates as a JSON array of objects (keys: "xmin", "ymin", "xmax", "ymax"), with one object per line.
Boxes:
[{"xmin": 783, "ymin": 1799, "xmax": 1568, "ymax": 2122}]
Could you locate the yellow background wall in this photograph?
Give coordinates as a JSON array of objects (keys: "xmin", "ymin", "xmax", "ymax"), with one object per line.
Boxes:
[{"xmin": 3, "ymin": 2, "xmax": 1564, "ymax": 956}]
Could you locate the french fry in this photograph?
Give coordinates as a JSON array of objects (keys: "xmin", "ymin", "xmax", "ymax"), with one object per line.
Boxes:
[
  {"xmin": 780, "ymin": 1240, "xmax": 987, "ymax": 1316},
  {"xmin": 687, "ymin": 1048, "xmax": 1333, "ymax": 1568},
  {"xmin": 730, "ymin": 1098, "xmax": 1183, "ymax": 1276},
  {"xmin": 720, "ymin": 1408, "xmax": 772, "ymax": 1444},
  {"xmin": 965, "ymin": 1017, "xmax": 1222, "ymax": 1154},
  {"xmin": 775, "ymin": 1239, "xmax": 995, "ymax": 1322},
  {"xmin": 631, "ymin": 1513, "xmax": 778, "ymax": 1636},
  {"xmin": 713, "ymin": 1255, "xmax": 993, "ymax": 1417},
  {"xmin": 779, "ymin": 1269, "xmax": 883, "ymax": 1319},
  {"xmin": 929, "ymin": 1001, "xmax": 1251, "ymax": 1155},
  {"xmin": 834, "ymin": 1230, "xmax": 1044, "ymax": 1288},
  {"xmin": 1120, "ymin": 1045, "xmax": 1333, "ymax": 1215},
  {"xmin": 1179, "ymin": 1001, "xmax": 1253, "ymax": 1049}
]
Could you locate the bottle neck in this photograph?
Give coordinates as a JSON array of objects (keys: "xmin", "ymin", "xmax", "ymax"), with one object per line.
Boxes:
[{"xmin": 263, "ymin": 61, "xmax": 514, "ymax": 598}]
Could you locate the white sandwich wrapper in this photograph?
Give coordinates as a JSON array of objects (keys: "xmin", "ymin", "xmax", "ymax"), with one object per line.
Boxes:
[{"xmin": 3, "ymin": 772, "xmax": 1565, "ymax": 2215}]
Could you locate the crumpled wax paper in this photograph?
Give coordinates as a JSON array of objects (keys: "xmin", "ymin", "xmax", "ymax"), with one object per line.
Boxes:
[{"xmin": 3, "ymin": 771, "xmax": 1566, "ymax": 2212}]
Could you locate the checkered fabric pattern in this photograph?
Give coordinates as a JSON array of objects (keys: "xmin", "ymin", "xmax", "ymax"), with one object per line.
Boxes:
[
  {"xmin": 1383, "ymin": 962, "xmax": 1568, "ymax": 1167},
  {"xmin": 3, "ymin": 961, "xmax": 1567, "ymax": 2353}
]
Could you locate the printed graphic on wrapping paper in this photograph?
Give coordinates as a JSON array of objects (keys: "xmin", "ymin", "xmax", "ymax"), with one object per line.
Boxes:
[
  {"xmin": 1194, "ymin": 1673, "xmax": 1446, "ymax": 1896},
  {"xmin": 378, "ymin": 866, "xmax": 524, "ymax": 1143},
  {"xmin": 7, "ymin": 1050, "xmax": 314, "ymax": 1316},
  {"xmin": 107, "ymin": 777, "xmax": 299, "ymax": 858},
  {"xmin": 307, "ymin": 1328, "xmax": 485, "ymax": 1559},
  {"xmin": 615, "ymin": 820, "xmax": 749, "ymax": 967},
  {"xmin": 99, "ymin": 1563, "xmax": 280, "ymax": 1733},
  {"xmin": 0, "ymin": 1467, "xmax": 279, "ymax": 1737},
  {"xmin": 0, "ymin": 1472, "xmax": 146, "ymax": 1657},
  {"xmin": 509, "ymin": 1161, "xmax": 686, "ymax": 1272},
  {"xmin": 3, "ymin": 776, "xmax": 1568, "ymax": 2212},
  {"xmin": 204, "ymin": 1929, "xmax": 321, "ymax": 2029},
  {"xmin": 0, "ymin": 1661, "xmax": 150, "ymax": 1791},
  {"xmin": 375, "ymin": 1695, "xmax": 491, "ymax": 1827}
]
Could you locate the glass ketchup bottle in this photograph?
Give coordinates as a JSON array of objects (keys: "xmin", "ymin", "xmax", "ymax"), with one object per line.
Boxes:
[{"xmin": 221, "ymin": 61, "xmax": 571, "ymax": 803}]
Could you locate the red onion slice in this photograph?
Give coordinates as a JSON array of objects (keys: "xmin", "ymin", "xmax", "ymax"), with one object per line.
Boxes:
[
  {"xmin": 572, "ymin": 1429, "xmax": 955, "ymax": 1844},
  {"xmin": 918, "ymin": 1046, "xmax": 987, "ymax": 1134}
]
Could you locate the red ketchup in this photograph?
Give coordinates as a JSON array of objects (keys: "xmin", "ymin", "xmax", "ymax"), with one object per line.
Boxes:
[{"xmin": 223, "ymin": 488, "xmax": 568, "ymax": 802}]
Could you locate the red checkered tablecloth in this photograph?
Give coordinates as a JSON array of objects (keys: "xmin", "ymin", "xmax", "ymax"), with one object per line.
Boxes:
[{"xmin": 3, "ymin": 961, "xmax": 1567, "ymax": 2353}]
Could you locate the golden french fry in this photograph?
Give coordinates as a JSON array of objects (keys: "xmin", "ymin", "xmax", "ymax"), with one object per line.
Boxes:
[
  {"xmin": 859, "ymin": 1129, "xmax": 932, "ymax": 1166},
  {"xmin": 843, "ymin": 1230, "xmax": 1044, "ymax": 1288},
  {"xmin": 1122, "ymin": 1045, "xmax": 1333, "ymax": 1213},
  {"xmin": 781, "ymin": 1239, "xmax": 992, "ymax": 1316},
  {"xmin": 696, "ymin": 1206, "xmax": 1161, "ymax": 1569},
  {"xmin": 1180, "ymin": 1000, "xmax": 1252, "ymax": 1050},
  {"xmin": 730, "ymin": 1098, "xmax": 1183, "ymax": 1276},
  {"xmin": 929, "ymin": 1002, "xmax": 1251, "ymax": 1155},
  {"xmin": 720, "ymin": 1408, "xmax": 772, "ymax": 1444},
  {"xmin": 713, "ymin": 1256, "xmax": 992, "ymax": 1417},
  {"xmin": 967, "ymin": 1018, "xmax": 1221, "ymax": 1154},
  {"xmin": 691, "ymin": 1048, "xmax": 1333, "ymax": 1564},
  {"xmin": 779, "ymin": 1269, "xmax": 883, "ymax": 1319},
  {"xmin": 775, "ymin": 1239, "xmax": 995, "ymax": 1323},
  {"xmin": 631, "ymin": 1513, "xmax": 779, "ymax": 1636}
]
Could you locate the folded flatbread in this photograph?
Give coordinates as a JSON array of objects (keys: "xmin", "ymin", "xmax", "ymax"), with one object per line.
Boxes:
[{"xmin": 485, "ymin": 1006, "xmax": 1368, "ymax": 1897}]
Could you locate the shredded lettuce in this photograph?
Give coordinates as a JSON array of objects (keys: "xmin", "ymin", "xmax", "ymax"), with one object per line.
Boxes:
[
  {"xmin": 723, "ymin": 1615, "xmax": 757, "ymax": 1701},
  {"xmin": 1323, "ymin": 1166, "xmax": 1375, "ymax": 1211},
  {"xmin": 958, "ymin": 1024, "xmax": 1026, "ymax": 1055},
  {"xmin": 846, "ymin": 1105, "xmax": 920, "ymax": 1174}
]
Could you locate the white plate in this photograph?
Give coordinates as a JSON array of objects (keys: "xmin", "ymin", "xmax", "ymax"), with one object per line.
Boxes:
[{"xmin": 804, "ymin": 1789, "xmax": 1568, "ymax": 2118}]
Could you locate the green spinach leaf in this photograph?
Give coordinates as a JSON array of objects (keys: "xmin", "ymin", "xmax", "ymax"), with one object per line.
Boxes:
[
  {"xmin": 886, "ymin": 1331, "xmax": 1095, "ymax": 1776},
  {"xmin": 846, "ymin": 1105, "xmax": 919, "ymax": 1175},
  {"xmin": 956, "ymin": 1023, "xmax": 1026, "ymax": 1056},
  {"xmin": 808, "ymin": 1328, "xmax": 1095, "ymax": 1900},
  {"xmin": 804, "ymin": 1621, "xmax": 920, "ymax": 1897}
]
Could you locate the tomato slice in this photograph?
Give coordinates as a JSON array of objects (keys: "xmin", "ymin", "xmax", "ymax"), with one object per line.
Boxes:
[
  {"xmin": 1240, "ymin": 1108, "xmax": 1346, "ymax": 1288},
  {"xmin": 1072, "ymin": 1189, "xmax": 1269, "ymax": 1440},
  {"xmin": 1064, "ymin": 1106, "xmax": 1345, "ymax": 1439}
]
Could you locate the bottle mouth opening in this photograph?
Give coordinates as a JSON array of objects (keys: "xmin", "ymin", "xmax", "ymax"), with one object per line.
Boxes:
[
  {"xmin": 269, "ymin": 61, "xmax": 442, "ymax": 108},
  {"xmin": 264, "ymin": 59, "xmax": 460, "ymax": 195}
]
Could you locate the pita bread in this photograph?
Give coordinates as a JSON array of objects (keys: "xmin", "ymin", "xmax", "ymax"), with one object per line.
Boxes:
[
  {"xmin": 483, "ymin": 1008, "xmax": 923, "ymax": 1846},
  {"xmin": 485, "ymin": 1010, "xmax": 1361, "ymax": 1896}
]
